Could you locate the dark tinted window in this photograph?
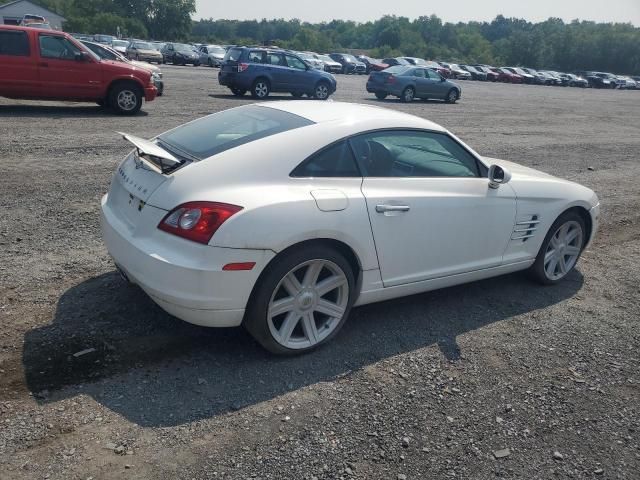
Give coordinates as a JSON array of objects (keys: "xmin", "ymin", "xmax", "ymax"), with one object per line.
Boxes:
[
  {"xmin": 39, "ymin": 34, "xmax": 81, "ymax": 60},
  {"xmin": 159, "ymin": 105, "xmax": 314, "ymax": 161},
  {"xmin": 224, "ymin": 47, "xmax": 242, "ymax": 61},
  {"xmin": 413, "ymin": 69, "xmax": 426, "ymax": 78},
  {"xmin": 285, "ymin": 55, "xmax": 306, "ymax": 70},
  {"xmin": 247, "ymin": 50, "xmax": 263, "ymax": 63},
  {"xmin": 0, "ymin": 30, "xmax": 30, "ymax": 56},
  {"xmin": 350, "ymin": 130, "xmax": 480, "ymax": 178},
  {"xmin": 426, "ymin": 69, "xmax": 441, "ymax": 80},
  {"xmin": 291, "ymin": 141, "xmax": 360, "ymax": 177}
]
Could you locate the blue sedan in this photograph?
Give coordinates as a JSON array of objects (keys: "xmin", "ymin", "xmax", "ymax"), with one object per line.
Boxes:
[{"xmin": 366, "ymin": 66, "xmax": 462, "ymax": 103}]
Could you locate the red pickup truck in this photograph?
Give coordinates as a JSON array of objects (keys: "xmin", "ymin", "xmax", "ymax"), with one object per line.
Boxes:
[{"xmin": 0, "ymin": 25, "xmax": 157, "ymax": 114}]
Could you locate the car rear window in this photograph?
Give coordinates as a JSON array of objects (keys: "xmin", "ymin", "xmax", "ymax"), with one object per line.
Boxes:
[
  {"xmin": 224, "ymin": 47, "xmax": 243, "ymax": 62},
  {"xmin": 158, "ymin": 105, "xmax": 315, "ymax": 161},
  {"xmin": 0, "ymin": 30, "xmax": 30, "ymax": 56}
]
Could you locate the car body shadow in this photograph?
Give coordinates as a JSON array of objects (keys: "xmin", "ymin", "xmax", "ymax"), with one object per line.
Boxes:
[
  {"xmin": 23, "ymin": 269, "xmax": 583, "ymax": 427},
  {"xmin": 207, "ymin": 94, "xmax": 313, "ymax": 101},
  {"xmin": 0, "ymin": 104, "xmax": 148, "ymax": 118}
]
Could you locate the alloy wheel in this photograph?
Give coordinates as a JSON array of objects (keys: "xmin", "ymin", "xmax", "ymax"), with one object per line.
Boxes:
[
  {"xmin": 544, "ymin": 220, "xmax": 583, "ymax": 281},
  {"xmin": 267, "ymin": 259, "xmax": 349, "ymax": 349},
  {"xmin": 254, "ymin": 82, "xmax": 269, "ymax": 98},
  {"xmin": 116, "ymin": 90, "xmax": 137, "ymax": 112},
  {"xmin": 314, "ymin": 83, "xmax": 329, "ymax": 100}
]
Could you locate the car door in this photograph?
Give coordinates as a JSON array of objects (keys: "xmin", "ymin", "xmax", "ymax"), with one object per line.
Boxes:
[
  {"xmin": 36, "ymin": 32, "xmax": 103, "ymax": 99},
  {"xmin": 284, "ymin": 54, "xmax": 309, "ymax": 91},
  {"xmin": 351, "ymin": 130, "xmax": 517, "ymax": 287},
  {"xmin": 411, "ymin": 68, "xmax": 429, "ymax": 97},
  {"xmin": 425, "ymin": 68, "xmax": 448, "ymax": 98},
  {"xmin": 264, "ymin": 52, "xmax": 288, "ymax": 91},
  {"xmin": 0, "ymin": 28, "xmax": 39, "ymax": 97}
]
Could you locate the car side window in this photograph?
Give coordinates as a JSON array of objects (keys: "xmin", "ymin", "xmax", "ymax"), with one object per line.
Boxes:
[
  {"xmin": 39, "ymin": 34, "xmax": 81, "ymax": 60},
  {"xmin": 247, "ymin": 51, "xmax": 263, "ymax": 63},
  {"xmin": 0, "ymin": 30, "xmax": 30, "ymax": 56},
  {"xmin": 349, "ymin": 130, "xmax": 481, "ymax": 178},
  {"xmin": 266, "ymin": 53, "xmax": 284, "ymax": 66},
  {"xmin": 413, "ymin": 69, "xmax": 426, "ymax": 78},
  {"xmin": 426, "ymin": 69, "xmax": 441, "ymax": 80},
  {"xmin": 285, "ymin": 55, "xmax": 306, "ymax": 70},
  {"xmin": 291, "ymin": 140, "xmax": 361, "ymax": 178}
]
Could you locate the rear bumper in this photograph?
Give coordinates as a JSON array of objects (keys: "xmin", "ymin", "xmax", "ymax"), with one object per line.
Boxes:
[{"xmin": 100, "ymin": 194, "xmax": 275, "ymax": 327}]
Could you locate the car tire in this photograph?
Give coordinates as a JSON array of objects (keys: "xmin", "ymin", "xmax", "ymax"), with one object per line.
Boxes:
[
  {"xmin": 244, "ymin": 244, "xmax": 356, "ymax": 355},
  {"xmin": 109, "ymin": 82, "xmax": 143, "ymax": 115},
  {"xmin": 231, "ymin": 87, "xmax": 246, "ymax": 97},
  {"xmin": 400, "ymin": 86, "xmax": 415, "ymax": 103},
  {"xmin": 312, "ymin": 81, "xmax": 330, "ymax": 100},
  {"xmin": 445, "ymin": 88, "xmax": 459, "ymax": 104},
  {"xmin": 375, "ymin": 92, "xmax": 387, "ymax": 100},
  {"xmin": 528, "ymin": 211, "xmax": 586, "ymax": 285},
  {"xmin": 251, "ymin": 78, "xmax": 270, "ymax": 99}
]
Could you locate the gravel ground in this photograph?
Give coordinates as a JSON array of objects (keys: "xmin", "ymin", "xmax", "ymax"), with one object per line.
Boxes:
[{"xmin": 0, "ymin": 67, "xmax": 639, "ymax": 480}]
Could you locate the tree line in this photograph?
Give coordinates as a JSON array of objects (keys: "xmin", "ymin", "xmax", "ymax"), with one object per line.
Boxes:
[
  {"xmin": 192, "ymin": 15, "xmax": 640, "ymax": 75},
  {"xmin": 36, "ymin": 2, "xmax": 640, "ymax": 75}
]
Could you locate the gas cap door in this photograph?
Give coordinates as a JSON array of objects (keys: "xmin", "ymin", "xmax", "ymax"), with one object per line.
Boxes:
[{"xmin": 310, "ymin": 189, "xmax": 349, "ymax": 212}]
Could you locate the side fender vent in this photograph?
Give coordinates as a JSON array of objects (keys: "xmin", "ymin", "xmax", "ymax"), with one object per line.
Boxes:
[{"xmin": 512, "ymin": 215, "xmax": 539, "ymax": 243}]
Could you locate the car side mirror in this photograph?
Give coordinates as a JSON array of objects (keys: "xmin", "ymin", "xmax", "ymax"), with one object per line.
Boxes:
[
  {"xmin": 488, "ymin": 164, "xmax": 512, "ymax": 189},
  {"xmin": 74, "ymin": 51, "xmax": 89, "ymax": 62}
]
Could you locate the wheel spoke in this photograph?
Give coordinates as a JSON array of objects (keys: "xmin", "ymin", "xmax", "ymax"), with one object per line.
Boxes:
[
  {"xmin": 544, "ymin": 248, "xmax": 556, "ymax": 264},
  {"xmin": 558, "ymin": 223, "xmax": 570, "ymax": 241},
  {"xmin": 550, "ymin": 234, "xmax": 561, "ymax": 249},
  {"xmin": 546, "ymin": 257, "xmax": 559, "ymax": 276},
  {"xmin": 301, "ymin": 312, "xmax": 319, "ymax": 344},
  {"xmin": 566, "ymin": 228, "xmax": 579, "ymax": 244},
  {"xmin": 315, "ymin": 299, "xmax": 346, "ymax": 319},
  {"xmin": 558, "ymin": 256, "xmax": 568, "ymax": 274},
  {"xmin": 269, "ymin": 296, "xmax": 296, "ymax": 318},
  {"xmin": 302, "ymin": 261, "xmax": 323, "ymax": 287},
  {"xmin": 278, "ymin": 311, "xmax": 300, "ymax": 343},
  {"xmin": 282, "ymin": 272, "xmax": 302, "ymax": 296},
  {"xmin": 315, "ymin": 274, "xmax": 346, "ymax": 296},
  {"xmin": 564, "ymin": 245, "xmax": 581, "ymax": 256}
]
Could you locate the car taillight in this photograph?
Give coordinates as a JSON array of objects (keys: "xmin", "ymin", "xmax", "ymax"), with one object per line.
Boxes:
[
  {"xmin": 386, "ymin": 75, "xmax": 396, "ymax": 84},
  {"xmin": 238, "ymin": 63, "xmax": 249, "ymax": 72},
  {"xmin": 158, "ymin": 201, "xmax": 242, "ymax": 245}
]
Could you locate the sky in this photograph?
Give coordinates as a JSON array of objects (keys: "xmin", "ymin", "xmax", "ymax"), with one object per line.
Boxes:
[{"xmin": 195, "ymin": 0, "xmax": 640, "ymax": 25}]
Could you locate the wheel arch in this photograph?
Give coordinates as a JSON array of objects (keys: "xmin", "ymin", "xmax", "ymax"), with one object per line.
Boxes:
[
  {"xmin": 559, "ymin": 205, "xmax": 593, "ymax": 247},
  {"xmin": 245, "ymin": 238, "xmax": 364, "ymax": 316},
  {"xmin": 106, "ymin": 77, "xmax": 144, "ymax": 100}
]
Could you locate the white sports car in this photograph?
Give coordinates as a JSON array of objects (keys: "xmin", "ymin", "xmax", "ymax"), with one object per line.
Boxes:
[{"xmin": 101, "ymin": 102, "xmax": 600, "ymax": 354}]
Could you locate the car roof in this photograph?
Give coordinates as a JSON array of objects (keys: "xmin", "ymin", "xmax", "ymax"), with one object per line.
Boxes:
[
  {"xmin": 257, "ymin": 101, "xmax": 446, "ymax": 132},
  {"xmin": 0, "ymin": 24, "xmax": 64, "ymax": 34}
]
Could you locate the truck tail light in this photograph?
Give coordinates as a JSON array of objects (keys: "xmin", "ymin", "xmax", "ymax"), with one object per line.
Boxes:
[{"xmin": 158, "ymin": 202, "xmax": 242, "ymax": 245}]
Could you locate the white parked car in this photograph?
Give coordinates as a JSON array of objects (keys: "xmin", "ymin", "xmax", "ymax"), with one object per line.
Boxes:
[{"xmin": 101, "ymin": 102, "xmax": 600, "ymax": 354}]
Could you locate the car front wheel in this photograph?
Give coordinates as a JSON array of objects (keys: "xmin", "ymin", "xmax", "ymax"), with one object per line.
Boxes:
[
  {"xmin": 244, "ymin": 245, "xmax": 355, "ymax": 355},
  {"xmin": 109, "ymin": 83, "xmax": 142, "ymax": 115},
  {"xmin": 529, "ymin": 211, "xmax": 586, "ymax": 285},
  {"xmin": 445, "ymin": 88, "xmax": 459, "ymax": 104},
  {"xmin": 375, "ymin": 92, "xmax": 387, "ymax": 100},
  {"xmin": 313, "ymin": 82, "xmax": 330, "ymax": 100}
]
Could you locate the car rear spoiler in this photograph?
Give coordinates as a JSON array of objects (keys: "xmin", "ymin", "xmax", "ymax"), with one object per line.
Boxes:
[{"xmin": 117, "ymin": 131, "xmax": 180, "ymax": 174}]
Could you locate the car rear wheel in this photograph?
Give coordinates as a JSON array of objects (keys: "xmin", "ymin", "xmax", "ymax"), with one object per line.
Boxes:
[
  {"xmin": 445, "ymin": 88, "xmax": 459, "ymax": 104},
  {"xmin": 109, "ymin": 83, "xmax": 142, "ymax": 115},
  {"xmin": 400, "ymin": 86, "xmax": 415, "ymax": 103},
  {"xmin": 251, "ymin": 79, "xmax": 270, "ymax": 99},
  {"xmin": 529, "ymin": 211, "xmax": 586, "ymax": 285},
  {"xmin": 244, "ymin": 245, "xmax": 355, "ymax": 355},
  {"xmin": 313, "ymin": 81, "xmax": 330, "ymax": 100},
  {"xmin": 375, "ymin": 92, "xmax": 387, "ymax": 100},
  {"xmin": 231, "ymin": 87, "xmax": 246, "ymax": 97}
]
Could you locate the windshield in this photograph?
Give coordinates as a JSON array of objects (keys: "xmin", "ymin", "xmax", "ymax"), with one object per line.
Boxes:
[
  {"xmin": 133, "ymin": 42, "xmax": 153, "ymax": 50},
  {"xmin": 174, "ymin": 43, "xmax": 195, "ymax": 53},
  {"xmin": 318, "ymin": 55, "xmax": 333, "ymax": 62},
  {"xmin": 112, "ymin": 40, "xmax": 128, "ymax": 48},
  {"xmin": 343, "ymin": 54, "xmax": 357, "ymax": 62},
  {"xmin": 513, "ymin": 68, "xmax": 528, "ymax": 75},
  {"xmin": 159, "ymin": 105, "xmax": 315, "ymax": 161},
  {"xmin": 384, "ymin": 66, "xmax": 410, "ymax": 74},
  {"xmin": 208, "ymin": 45, "xmax": 225, "ymax": 54}
]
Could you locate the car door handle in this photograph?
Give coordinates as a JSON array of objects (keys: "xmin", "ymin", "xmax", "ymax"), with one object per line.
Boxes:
[{"xmin": 376, "ymin": 204, "xmax": 410, "ymax": 213}]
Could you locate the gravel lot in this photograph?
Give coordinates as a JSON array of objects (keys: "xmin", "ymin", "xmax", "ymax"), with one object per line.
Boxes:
[{"xmin": 1, "ymin": 66, "xmax": 639, "ymax": 479}]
